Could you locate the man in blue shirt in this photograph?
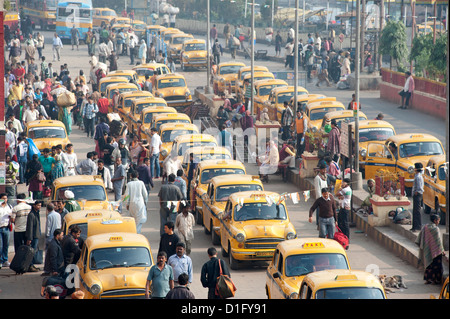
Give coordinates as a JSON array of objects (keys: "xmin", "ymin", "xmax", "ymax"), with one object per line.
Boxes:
[
  {"xmin": 168, "ymin": 242, "xmax": 193, "ymax": 285},
  {"xmin": 145, "ymin": 251, "xmax": 174, "ymax": 299}
]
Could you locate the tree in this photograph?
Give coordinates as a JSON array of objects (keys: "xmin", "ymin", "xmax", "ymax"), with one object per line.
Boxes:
[
  {"xmin": 379, "ymin": 20, "xmax": 408, "ymax": 71},
  {"xmin": 428, "ymin": 33, "xmax": 447, "ymax": 81},
  {"xmin": 410, "ymin": 33, "xmax": 433, "ymax": 78}
]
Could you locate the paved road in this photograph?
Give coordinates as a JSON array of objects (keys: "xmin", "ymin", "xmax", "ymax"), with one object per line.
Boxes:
[{"xmin": 0, "ymin": 32, "xmax": 444, "ymax": 299}]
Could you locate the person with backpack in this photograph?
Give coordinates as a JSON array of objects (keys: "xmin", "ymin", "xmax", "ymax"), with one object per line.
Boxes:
[
  {"xmin": 212, "ymin": 39, "xmax": 223, "ymax": 65},
  {"xmin": 201, "ymin": 247, "xmax": 231, "ymax": 299}
]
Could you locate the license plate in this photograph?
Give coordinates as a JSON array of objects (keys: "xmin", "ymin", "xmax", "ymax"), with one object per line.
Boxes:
[{"xmin": 256, "ymin": 251, "xmax": 273, "ymax": 257}]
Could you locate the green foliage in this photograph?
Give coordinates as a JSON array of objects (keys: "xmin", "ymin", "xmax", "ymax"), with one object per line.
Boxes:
[
  {"xmin": 379, "ymin": 20, "xmax": 408, "ymax": 71},
  {"xmin": 410, "ymin": 33, "xmax": 433, "ymax": 77},
  {"xmin": 410, "ymin": 32, "xmax": 447, "ymax": 80}
]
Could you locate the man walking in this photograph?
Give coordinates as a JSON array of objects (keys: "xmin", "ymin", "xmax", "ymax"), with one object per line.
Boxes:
[
  {"xmin": 294, "ymin": 110, "xmax": 307, "ymax": 158},
  {"xmin": 45, "ymin": 203, "xmax": 61, "ymax": 250},
  {"xmin": 43, "ymin": 229, "xmax": 64, "ymax": 277},
  {"xmin": 337, "ymin": 178, "xmax": 352, "ymax": 244},
  {"xmin": 410, "ymin": 163, "xmax": 424, "ymax": 232},
  {"xmin": 281, "ymin": 102, "xmax": 294, "ymax": 141},
  {"xmin": 145, "ymin": 251, "xmax": 174, "ymax": 299},
  {"xmin": 70, "ymin": 25, "xmax": 80, "ymax": 51},
  {"xmin": 308, "ymin": 188, "xmax": 337, "ymax": 239},
  {"xmin": 52, "ymin": 33, "xmax": 63, "ymax": 62},
  {"xmin": 201, "ymin": 247, "xmax": 231, "ymax": 299},
  {"xmin": 25, "ymin": 201, "xmax": 43, "ymax": 272},
  {"xmin": 124, "ymin": 171, "xmax": 148, "ymax": 234},
  {"xmin": 316, "ymin": 56, "xmax": 331, "ymax": 87},
  {"xmin": 10, "ymin": 193, "xmax": 31, "ymax": 253},
  {"xmin": 150, "ymin": 128, "xmax": 162, "ymax": 179},
  {"xmin": 168, "ymin": 242, "xmax": 193, "ymax": 286},
  {"xmin": 158, "ymin": 174, "xmax": 183, "ymax": 236},
  {"xmin": 0, "ymin": 193, "xmax": 13, "ymax": 268},
  {"xmin": 111, "ymin": 157, "xmax": 127, "ymax": 213},
  {"xmin": 81, "ymin": 97, "xmax": 98, "ymax": 139}
]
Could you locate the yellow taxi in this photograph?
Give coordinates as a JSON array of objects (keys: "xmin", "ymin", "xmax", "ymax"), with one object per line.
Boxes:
[
  {"xmin": 182, "ymin": 146, "xmax": 232, "ymax": 171},
  {"xmin": 298, "ymin": 269, "xmax": 387, "ymax": 299},
  {"xmin": 264, "ymin": 86, "xmax": 308, "ymax": 122},
  {"xmin": 113, "ymin": 17, "xmax": 131, "ymax": 25},
  {"xmin": 253, "ymin": 78, "xmax": 288, "ymax": 117},
  {"xmin": 237, "ymin": 72, "xmax": 276, "ymax": 101},
  {"xmin": 93, "ymin": 8, "xmax": 118, "ymax": 28},
  {"xmin": 76, "ymin": 233, "xmax": 153, "ymax": 299},
  {"xmin": 138, "ymin": 104, "xmax": 175, "ymax": 140},
  {"xmin": 160, "ymin": 28, "xmax": 182, "ymax": 44},
  {"xmin": 170, "ymin": 133, "xmax": 218, "ymax": 163},
  {"xmin": 415, "ymin": 24, "xmax": 434, "ymax": 35},
  {"xmin": 158, "ymin": 123, "xmax": 200, "ymax": 162},
  {"xmin": 167, "ymin": 33, "xmax": 194, "ymax": 62},
  {"xmin": 189, "ymin": 159, "xmax": 246, "ymax": 224},
  {"xmin": 321, "ymin": 110, "xmax": 368, "ymax": 129},
  {"xmin": 115, "ymin": 90, "xmax": 154, "ymax": 121},
  {"xmin": 431, "ymin": 277, "xmax": 449, "ymax": 299},
  {"xmin": 86, "ymin": 217, "xmax": 137, "ymax": 237},
  {"xmin": 146, "ymin": 24, "xmax": 164, "ymax": 37},
  {"xmin": 51, "ymin": 175, "xmax": 111, "ymax": 211},
  {"xmin": 62, "ymin": 210, "xmax": 121, "ymax": 241},
  {"xmin": 152, "ymin": 113, "xmax": 191, "ymax": 133},
  {"xmin": 202, "ymin": 174, "xmax": 264, "ymax": 245},
  {"xmin": 180, "ymin": 39, "xmax": 208, "ymax": 71},
  {"xmin": 265, "ymin": 238, "xmax": 350, "ymax": 299},
  {"xmin": 361, "ymin": 133, "xmax": 445, "ymax": 194},
  {"xmin": 106, "ymin": 70, "xmax": 140, "ymax": 87},
  {"xmin": 353, "ymin": 120, "xmax": 396, "ymax": 172},
  {"xmin": 423, "ymin": 154, "xmax": 447, "ymax": 216},
  {"xmin": 99, "ymin": 76, "xmax": 129, "ymax": 95},
  {"xmin": 290, "ymin": 93, "xmax": 327, "ymax": 113},
  {"xmin": 219, "ymin": 191, "xmax": 297, "ymax": 269},
  {"xmin": 127, "ymin": 98, "xmax": 170, "ymax": 136},
  {"xmin": 131, "ymin": 20, "xmax": 147, "ymax": 38},
  {"xmin": 132, "ymin": 63, "xmax": 171, "ymax": 84},
  {"xmin": 111, "ymin": 24, "xmax": 132, "ymax": 34},
  {"xmin": 153, "ymin": 73, "xmax": 192, "ymax": 108},
  {"xmin": 106, "ymin": 82, "xmax": 140, "ymax": 112},
  {"xmin": 26, "ymin": 120, "xmax": 71, "ymax": 152},
  {"xmin": 305, "ymin": 100, "xmax": 345, "ymax": 131},
  {"xmin": 213, "ymin": 61, "xmax": 246, "ymax": 95},
  {"xmin": 235, "ymin": 65, "xmax": 269, "ymax": 96}
]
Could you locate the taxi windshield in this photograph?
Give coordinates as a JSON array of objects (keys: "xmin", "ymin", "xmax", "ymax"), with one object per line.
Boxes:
[
  {"xmin": 156, "ymin": 119, "xmax": 190, "ymax": 131},
  {"xmin": 173, "ymin": 37, "xmax": 192, "ymax": 44},
  {"xmin": 158, "ymin": 78, "xmax": 186, "ymax": 88},
  {"xmin": 399, "ymin": 142, "xmax": 443, "ymax": 158},
  {"xmin": 138, "ymin": 104, "xmax": 167, "ymax": 114},
  {"xmin": 28, "ymin": 127, "xmax": 66, "ymax": 139},
  {"xmin": 89, "ymin": 247, "xmax": 152, "ymax": 270},
  {"xmin": 258, "ymin": 84, "xmax": 285, "ymax": 96},
  {"xmin": 285, "ymin": 253, "xmax": 349, "ymax": 277},
  {"xmin": 358, "ymin": 128, "xmax": 395, "ymax": 142},
  {"xmin": 185, "ymin": 43, "xmax": 205, "ymax": 51},
  {"xmin": 177, "ymin": 141, "xmax": 216, "ymax": 156},
  {"xmin": 143, "ymin": 110, "xmax": 170, "ymax": 124},
  {"xmin": 71, "ymin": 222, "xmax": 88, "ymax": 241},
  {"xmin": 57, "ymin": 186, "xmax": 107, "ymax": 202},
  {"xmin": 277, "ymin": 92, "xmax": 294, "ymax": 104},
  {"xmin": 102, "ymin": 81, "xmax": 125, "ymax": 92},
  {"xmin": 135, "ymin": 68, "xmax": 156, "ymax": 77},
  {"xmin": 234, "ymin": 202, "xmax": 287, "ymax": 221},
  {"xmin": 330, "ymin": 116, "xmax": 367, "ymax": 129},
  {"xmin": 162, "ymin": 129, "xmax": 196, "ymax": 143},
  {"xmin": 310, "ymin": 107, "xmax": 343, "ymax": 120},
  {"xmin": 102, "ymin": 10, "xmax": 117, "ymax": 17},
  {"xmin": 216, "ymin": 184, "xmax": 263, "ymax": 202},
  {"xmin": 200, "ymin": 168, "xmax": 245, "ymax": 184},
  {"xmin": 109, "ymin": 87, "xmax": 136, "ymax": 99},
  {"xmin": 219, "ymin": 65, "xmax": 242, "ymax": 75},
  {"xmin": 315, "ymin": 287, "xmax": 385, "ymax": 299}
]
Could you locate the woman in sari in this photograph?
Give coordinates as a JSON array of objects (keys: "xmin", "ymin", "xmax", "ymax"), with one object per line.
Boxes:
[
  {"xmin": 416, "ymin": 214, "xmax": 447, "ymax": 285},
  {"xmin": 51, "ymin": 154, "xmax": 65, "ymax": 182},
  {"xmin": 58, "ymin": 105, "xmax": 72, "ymax": 136}
]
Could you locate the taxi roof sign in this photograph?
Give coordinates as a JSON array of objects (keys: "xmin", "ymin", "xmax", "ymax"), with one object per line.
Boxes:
[
  {"xmin": 85, "ymin": 212, "xmax": 104, "ymax": 217},
  {"xmin": 109, "ymin": 236, "xmax": 124, "ymax": 241},
  {"xmin": 335, "ymin": 274, "xmax": 358, "ymax": 281},
  {"xmin": 101, "ymin": 219, "xmax": 123, "ymax": 225},
  {"xmin": 410, "ymin": 134, "xmax": 424, "ymax": 138},
  {"xmin": 302, "ymin": 242, "xmax": 325, "ymax": 249}
]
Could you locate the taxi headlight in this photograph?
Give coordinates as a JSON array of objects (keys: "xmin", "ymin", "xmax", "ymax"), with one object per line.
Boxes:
[
  {"xmin": 236, "ymin": 233, "xmax": 245, "ymax": 243},
  {"xmin": 185, "ymin": 90, "xmax": 190, "ymax": 97},
  {"xmin": 311, "ymin": 127, "xmax": 318, "ymax": 133},
  {"xmin": 159, "ymin": 93, "xmax": 164, "ymax": 98},
  {"xmin": 360, "ymin": 148, "xmax": 367, "ymax": 158},
  {"xmin": 90, "ymin": 284, "xmax": 102, "ymax": 295},
  {"xmin": 219, "ymin": 78, "xmax": 225, "ymax": 83},
  {"xmin": 288, "ymin": 292, "xmax": 299, "ymax": 299},
  {"xmin": 161, "ymin": 149, "xmax": 168, "ymax": 157},
  {"xmin": 286, "ymin": 232, "xmax": 296, "ymax": 240},
  {"xmin": 407, "ymin": 166, "xmax": 414, "ymax": 174}
]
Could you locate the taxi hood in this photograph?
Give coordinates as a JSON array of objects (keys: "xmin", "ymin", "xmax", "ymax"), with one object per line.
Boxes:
[
  {"xmin": 86, "ymin": 268, "xmax": 149, "ymax": 291},
  {"xmin": 241, "ymin": 222, "xmax": 288, "ymax": 239}
]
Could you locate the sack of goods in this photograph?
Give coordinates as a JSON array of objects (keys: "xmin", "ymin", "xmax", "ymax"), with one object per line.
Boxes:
[
  {"xmin": 107, "ymin": 113, "xmax": 121, "ymax": 123},
  {"xmin": 57, "ymin": 91, "xmax": 76, "ymax": 107},
  {"xmin": 110, "ymin": 120, "xmax": 127, "ymax": 137}
]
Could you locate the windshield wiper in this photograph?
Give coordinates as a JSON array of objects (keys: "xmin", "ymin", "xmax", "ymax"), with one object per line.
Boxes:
[
  {"xmin": 99, "ymin": 264, "xmax": 123, "ymax": 270},
  {"xmin": 126, "ymin": 262, "xmax": 149, "ymax": 267}
]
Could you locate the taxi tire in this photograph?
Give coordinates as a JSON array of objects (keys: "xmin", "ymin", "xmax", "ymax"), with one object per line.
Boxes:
[
  {"xmin": 221, "ymin": 242, "xmax": 229, "ymax": 258},
  {"xmin": 424, "ymin": 204, "xmax": 432, "ymax": 214},
  {"xmin": 229, "ymin": 243, "xmax": 240, "ymax": 270},
  {"xmin": 211, "ymin": 222, "xmax": 220, "ymax": 245},
  {"xmin": 196, "ymin": 209, "xmax": 203, "ymax": 225},
  {"xmin": 204, "ymin": 220, "xmax": 211, "ymax": 235}
]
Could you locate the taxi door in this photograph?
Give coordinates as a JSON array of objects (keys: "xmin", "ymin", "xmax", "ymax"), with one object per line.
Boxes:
[
  {"xmin": 267, "ymin": 249, "xmax": 284, "ymax": 299},
  {"xmin": 202, "ymin": 183, "xmax": 214, "ymax": 234},
  {"xmin": 422, "ymin": 159, "xmax": 435, "ymax": 211},
  {"xmin": 364, "ymin": 143, "xmax": 396, "ymax": 180}
]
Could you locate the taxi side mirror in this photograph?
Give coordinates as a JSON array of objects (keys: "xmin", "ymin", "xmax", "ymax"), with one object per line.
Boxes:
[
  {"xmin": 273, "ymin": 272, "xmax": 281, "ymax": 279},
  {"xmin": 387, "ymin": 154, "xmax": 392, "ymax": 160}
]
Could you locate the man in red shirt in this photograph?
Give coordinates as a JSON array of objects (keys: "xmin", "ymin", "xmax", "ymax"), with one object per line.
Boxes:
[
  {"xmin": 13, "ymin": 62, "xmax": 26, "ymax": 83},
  {"xmin": 97, "ymin": 92, "xmax": 109, "ymax": 123}
]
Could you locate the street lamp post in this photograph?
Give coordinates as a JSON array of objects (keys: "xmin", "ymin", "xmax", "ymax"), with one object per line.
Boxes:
[
  {"xmin": 250, "ymin": 1, "xmax": 255, "ymax": 114},
  {"xmin": 206, "ymin": 0, "xmax": 212, "ymax": 94},
  {"xmin": 353, "ymin": 0, "xmax": 362, "ymax": 190},
  {"xmin": 294, "ymin": 0, "xmax": 298, "ymax": 112}
]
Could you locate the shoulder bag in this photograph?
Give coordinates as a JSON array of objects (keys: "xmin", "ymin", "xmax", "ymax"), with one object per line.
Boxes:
[{"xmin": 215, "ymin": 259, "xmax": 237, "ymax": 299}]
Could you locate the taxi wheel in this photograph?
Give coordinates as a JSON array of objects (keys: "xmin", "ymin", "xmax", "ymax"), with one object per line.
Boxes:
[
  {"xmin": 181, "ymin": 62, "xmax": 186, "ymax": 71},
  {"xmin": 229, "ymin": 243, "xmax": 239, "ymax": 270},
  {"xmin": 436, "ymin": 199, "xmax": 446, "ymax": 225},
  {"xmin": 221, "ymin": 242, "xmax": 229, "ymax": 258},
  {"xmin": 204, "ymin": 220, "xmax": 211, "ymax": 235},
  {"xmin": 196, "ymin": 209, "xmax": 203, "ymax": 225},
  {"xmin": 424, "ymin": 204, "xmax": 432, "ymax": 214},
  {"xmin": 211, "ymin": 222, "xmax": 220, "ymax": 245}
]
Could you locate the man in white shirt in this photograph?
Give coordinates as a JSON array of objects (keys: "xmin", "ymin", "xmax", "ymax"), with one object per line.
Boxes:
[
  {"xmin": 45, "ymin": 203, "xmax": 61, "ymax": 249},
  {"xmin": 61, "ymin": 143, "xmax": 77, "ymax": 176},
  {"xmin": 22, "ymin": 103, "xmax": 40, "ymax": 124},
  {"xmin": 0, "ymin": 193, "xmax": 13, "ymax": 268},
  {"xmin": 52, "ymin": 33, "xmax": 63, "ymax": 62},
  {"xmin": 7, "ymin": 114, "xmax": 23, "ymax": 136},
  {"xmin": 10, "ymin": 193, "xmax": 32, "ymax": 253},
  {"xmin": 124, "ymin": 171, "xmax": 148, "ymax": 234},
  {"xmin": 98, "ymin": 40, "xmax": 111, "ymax": 64},
  {"xmin": 313, "ymin": 163, "xmax": 328, "ymax": 228},
  {"xmin": 150, "ymin": 128, "xmax": 162, "ymax": 179},
  {"xmin": 129, "ymin": 34, "xmax": 138, "ymax": 65}
]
